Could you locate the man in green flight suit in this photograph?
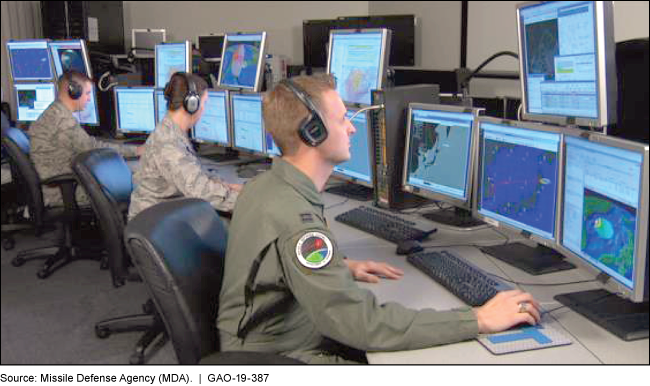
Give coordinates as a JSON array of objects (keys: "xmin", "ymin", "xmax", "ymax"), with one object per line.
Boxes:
[{"xmin": 217, "ymin": 74, "xmax": 541, "ymax": 364}]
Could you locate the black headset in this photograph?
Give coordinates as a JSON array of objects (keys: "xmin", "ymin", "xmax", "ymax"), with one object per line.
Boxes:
[
  {"xmin": 181, "ymin": 73, "xmax": 200, "ymax": 115},
  {"xmin": 280, "ymin": 78, "xmax": 328, "ymax": 147},
  {"xmin": 63, "ymin": 72, "xmax": 83, "ymax": 100}
]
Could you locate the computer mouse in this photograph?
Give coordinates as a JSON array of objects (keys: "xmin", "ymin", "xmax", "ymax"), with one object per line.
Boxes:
[{"xmin": 396, "ymin": 240, "xmax": 424, "ymax": 256}]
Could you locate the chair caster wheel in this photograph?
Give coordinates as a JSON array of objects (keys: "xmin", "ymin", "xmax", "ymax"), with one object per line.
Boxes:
[
  {"xmin": 37, "ymin": 269, "xmax": 50, "ymax": 279},
  {"xmin": 11, "ymin": 257, "xmax": 25, "ymax": 267},
  {"xmin": 95, "ymin": 326, "xmax": 111, "ymax": 339},
  {"xmin": 3, "ymin": 238, "xmax": 15, "ymax": 251},
  {"xmin": 129, "ymin": 353, "xmax": 144, "ymax": 365}
]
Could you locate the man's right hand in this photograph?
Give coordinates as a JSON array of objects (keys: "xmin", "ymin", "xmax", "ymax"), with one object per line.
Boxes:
[{"xmin": 474, "ymin": 290, "xmax": 542, "ymax": 334}]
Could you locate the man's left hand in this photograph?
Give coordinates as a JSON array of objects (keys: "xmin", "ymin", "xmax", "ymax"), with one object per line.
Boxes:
[{"xmin": 345, "ymin": 259, "xmax": 404, "ymax": 283}]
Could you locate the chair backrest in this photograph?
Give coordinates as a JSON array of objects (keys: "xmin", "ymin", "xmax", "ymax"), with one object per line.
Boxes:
[
  {"xmin": 1, "ymin": 127, "xmax": 46, "ymax": 228},
  {"xmin": 124, "ymin": 198, "xmax": 228, "ymax": 364},
  {"xmin": 71, "ymin": 148, "xmax": 134, "ymax": 287}
]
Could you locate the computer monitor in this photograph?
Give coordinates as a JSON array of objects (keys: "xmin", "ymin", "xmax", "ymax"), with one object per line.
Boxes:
[
  {"xmin": 325, "ymin": 107, "xmax": 374, "ymax": 201},
  {"xmin": 155, "ymin": 41, "xmax": 191, "ymax": 88},
  {"xmin": 217, "ymin": 32, "xmax": 267, "ymax": 92},
  {"xmin": 516, "ymin": 1, "xmax": 617, "ymax": 128},
  {"xmin": 555, "ymin": 132, "xmax": 648, "ymax": 341},
  {"xmin": 132, "ymin": 29, "xmax": 166, "ymax": 57},
  {"xmin": 265, "ymin": 132, "xmax": 281, "ymax": 157},
  {"xmin": 155, "ymin": 89, "xmax": 168, "ymax": 123},
  {"xmin": 114, "ymin": 87, "xmax": 156, "ymax": 134},
  {"xmin": 6, "ymin": 40, "xmax": 55, "ymax": 82},
  {"xmin": 74, "ymin": 84, "xmax": 99, "ymax": 126},
  {"xmin": 402, "ymin": 104, "xmax": 485, "ymax": 228},
  {"xmin": 14, "ymin": 83, "xmax": 56, "ymax": 122},
  {"xmin": 474, "ymin": 117, "xmax": 574, "ymax": 275},
  {"xmin": 231, "ymin": 92, "xmax": 264, "ymax": 155},
  {"xmin": 193, "ymin": 90, "xmax": 230, "ymax": 146},
  {"xmin": 333, "ymin": 107, "xmax": 373, "ymax": 188},
  {"xmin": 327, "ymin": 29, "xmax": 391, "ymax": 105},
  {"xmin": 48, "ymin": 39, "xmax": 92, "ymax": 78},
  {"xmin": 198, "ymin": 34, "xmax": 225, "ymax": 62}
]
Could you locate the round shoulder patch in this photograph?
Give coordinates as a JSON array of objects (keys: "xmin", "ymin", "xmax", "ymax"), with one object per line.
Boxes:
[{"xmin": 295, "ymin": 231, "xmax": 333, "ymax": 269}]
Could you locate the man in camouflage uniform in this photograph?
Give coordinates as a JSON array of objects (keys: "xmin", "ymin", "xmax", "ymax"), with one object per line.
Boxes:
[
  {"xmin": 128, "ymin": 72, "xmax": 240, "ymax": 220},
  {"xmin": 29, "ymin": 71, "xmax": 140, "ymax": 208},
  {"xmin": 217, "ymin": 75, "xmax": 542, "ymax": 364}
]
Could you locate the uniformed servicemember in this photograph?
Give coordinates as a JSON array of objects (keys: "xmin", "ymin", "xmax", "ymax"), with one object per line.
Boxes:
[
  {"xmin": 128, "ymin": 72, "xmax": 241, "ymax": 220},
  {"xmin": 217, "ymin": 74, "xmax": 542, "ymax": 364},
  {"xmin": 30, "ymin": 71, "xmax": 141, "ymax": 208}
]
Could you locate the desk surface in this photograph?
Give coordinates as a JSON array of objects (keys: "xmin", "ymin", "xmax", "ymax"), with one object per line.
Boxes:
[{"xmin": 201, "ymin": 158, "xmax": 650, "ymax": 364}]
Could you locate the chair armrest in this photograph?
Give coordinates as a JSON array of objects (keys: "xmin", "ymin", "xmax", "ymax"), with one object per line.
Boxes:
[{"xmin": 41, "ymin": 173, "xmax": 77, "ymax": 187}]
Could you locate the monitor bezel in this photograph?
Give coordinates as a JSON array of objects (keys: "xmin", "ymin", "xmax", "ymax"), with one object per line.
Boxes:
[
  {"xmin": 216, "ymin": 32, "xmax": 267, "ymax": 92},
  {"xmin": 326, "ymin": 28, "xmax": 392, "ymax": 105},
  {"xmin": 131, "ymin": 29, "xmax": 166, "ymax": 58},
  {"xmin": 191, "ymin": 89, "xmax": 232, "ymax": 147},
  {"xmin": 155, "ymin": 41, "xmax": 191, "ymax": 89},
  {"xmin": 48, "ymin": 39, "xmax": 93, "ymax": 79},
  {"xmin": 113, "ymin": 86, "xmax": 156, "ymax": 135},
  {"xmin": 402, "ymin": 103, "xmax": 483, "ymax": 211},
  {"xmin": 198, "ymin": 34, "xmax": 226, "ymax": 62},
  {"xmin": 229, "ymin": 90, "xmax": 266, "ymax": 156},
  {"xmin": 13, "ymin": 82, "xmax": 57, "ymax": 123},
  {"xmin": 330, "ymin": 105, "xmax": 374, "ymax": 188},
  {"xmin": 6, "ymin": 39, "xmax": 55, "ymax": 82},
  {"xmin": 516, "ymin": 1, "xmax": 617, "ymax": 129},
  {"xmin": 557, "ymin": 129, "xmax": 649, "ymax": 303},
  {"xmin": 472, "ymin": 116, "xmax": 565, "ymax": 248}
]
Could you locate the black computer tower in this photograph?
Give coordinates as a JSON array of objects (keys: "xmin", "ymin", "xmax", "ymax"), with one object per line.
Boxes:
[
  {"xmin": 369, "ymin": 85, "xmax": 440, "ymax": 209},
  {"xmin": 41, "ymin": 1, "xmax": 125, "ymax": 55},
  {"xmin": 611, "ymin": 38, "xmax": 649, "ymax": 143}
]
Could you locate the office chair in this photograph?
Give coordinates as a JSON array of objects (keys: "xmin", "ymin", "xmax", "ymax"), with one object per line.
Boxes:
[
  {"xmin": 125, "ymin": 198, "xmax": 304, "ymax": 365},
  {"xmin": 1, "ymin": 127, "xmax": 101, "ymax": 278},
  {"xmin": 71, "ymin": 148, "xmax": 164, "ymax": 365}
]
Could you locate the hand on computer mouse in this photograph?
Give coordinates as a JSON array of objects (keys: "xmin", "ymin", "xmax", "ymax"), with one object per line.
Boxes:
[{"xmin": 344, "ymin": 259, "xmax": 404, "ymax": 283}]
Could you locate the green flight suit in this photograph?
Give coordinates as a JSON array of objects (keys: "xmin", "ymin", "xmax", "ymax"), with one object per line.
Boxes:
[{"xmin": 217, "ymin": 158, "xmax": 479, "ymax": 364}]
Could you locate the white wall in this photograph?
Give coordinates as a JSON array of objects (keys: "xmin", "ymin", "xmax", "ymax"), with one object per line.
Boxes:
[
  {"xmin": 124, "ymin": 1, "xmax": 369, "ymax": 65},
  {"xmin": 369, "ymin": 1, "xmax": 462, "ymax": 70}
]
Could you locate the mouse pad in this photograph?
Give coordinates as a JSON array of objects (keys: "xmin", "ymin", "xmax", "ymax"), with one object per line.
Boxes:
[{"xmin": 477, "ymin": 322, "xmax": 573, "ymax": 355}]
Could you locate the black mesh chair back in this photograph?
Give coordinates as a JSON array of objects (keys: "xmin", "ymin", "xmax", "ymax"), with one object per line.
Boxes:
[
  {"xmin": 72, "ymin": 148, "xmax": 134, "ymax": 287},
  {"xmin": 125, "ymin": 198, "xmax": 226, "ymax": 364}
]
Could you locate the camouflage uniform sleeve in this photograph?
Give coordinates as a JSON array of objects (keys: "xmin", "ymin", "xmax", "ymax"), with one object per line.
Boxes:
[
  {"xmin": 277, "ymin": 227, "xmax": 479, "ymax": 352},
  {"xmin": 154, "ymin": 142, "xmax": 238, "ymax": 212},
  {"xmin": 65, "ymin": 118, "xmax": 138, "ymax": 157}
]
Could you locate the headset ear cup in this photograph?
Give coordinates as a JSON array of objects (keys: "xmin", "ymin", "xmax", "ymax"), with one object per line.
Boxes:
[
  {"xmin": 299, "ymin": 115, "xmax": 328, "ymax": 147},
  {"xmin": 68, "ymin": 81, "xmax": 82, "ymax": 100}
]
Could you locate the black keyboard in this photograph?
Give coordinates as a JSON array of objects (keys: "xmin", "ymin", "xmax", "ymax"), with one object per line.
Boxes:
[
  {"xmin": 407, "ymin": 250, "xmax": 511, "ymax": 306},
  {"xmin": 335, "ymin": 206, "xmax": 434, "ymax": 243}
]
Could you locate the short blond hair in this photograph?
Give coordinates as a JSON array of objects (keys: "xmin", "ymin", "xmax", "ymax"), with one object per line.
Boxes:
[{"xmin": 262, "ymin": 74, "xmax": 336, "ymax": 156}]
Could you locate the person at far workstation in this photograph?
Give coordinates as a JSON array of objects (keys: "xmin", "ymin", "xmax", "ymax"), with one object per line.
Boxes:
[
  {"xmin": 128, "ymin": 72, "xmax": 242, "ymax": 220},
  {"xmin": 30, "ymin": 71, "xmax": 142, "ymax": 208},
  {"xmin": 217, "ymin": 74, "xmax": 542, "ymax": 364}
]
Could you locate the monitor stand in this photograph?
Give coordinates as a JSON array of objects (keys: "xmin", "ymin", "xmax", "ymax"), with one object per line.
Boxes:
[
  {"xmin": 555, "ymin": 289, "xmax": 649, "ymax": 342},
  {"xmin": 421, "ymin": 207, "xmax": 486, "ymax": 229},
  {"xmin": 480, "ymin": 242, "xmax": 575, "ymax": 276},
  {"xmin": 325, "ymin": 183, "xmax": 373, "ymax": 201}
]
